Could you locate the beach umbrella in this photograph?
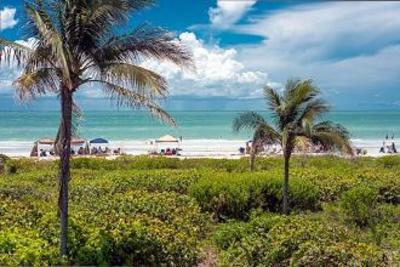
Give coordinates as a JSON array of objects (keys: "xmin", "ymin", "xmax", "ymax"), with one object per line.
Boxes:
[{"xmin": 90, "ymin": 138, "xmax": 109, "ymax": 144}]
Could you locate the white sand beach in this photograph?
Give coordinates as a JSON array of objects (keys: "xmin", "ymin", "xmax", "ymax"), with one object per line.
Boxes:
[{"xmin": 0, "ymin": 138, "xmax": 397, "ymax": 158}]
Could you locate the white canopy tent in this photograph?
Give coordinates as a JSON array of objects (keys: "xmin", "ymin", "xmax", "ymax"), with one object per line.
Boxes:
[
  {"xmin": 156, "ymin": 135, "xmax": 179, "ymax": 143},
  {"xmin": 150, "ymin": 135, "xmax": 181, "ymax": 155}
]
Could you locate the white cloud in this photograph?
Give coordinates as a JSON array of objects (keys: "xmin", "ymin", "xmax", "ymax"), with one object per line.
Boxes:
[
  {"xmin": 0, "ymin": 7, "xmax": 18, "ymax": 31},
  {"xmin": 1, "ymin": 34, "xmax": 269, "ymax": 98},
  {"xmin": 142, "ymin": 32, "xmax": 269, "ymax": 97},
  {"xmin": 209, "ymin": 0, "xmax": 257, "ymax": 29},
  {"xmin": 233, "ymin": 1, "xmax": 400, "ymax": 104}
]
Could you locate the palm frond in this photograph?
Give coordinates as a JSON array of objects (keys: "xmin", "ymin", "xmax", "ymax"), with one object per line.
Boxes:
[
  {"xmin": 253, "ymin": 123, "xmax": 281, "ymax": 145},
  {"xmin": 87, "ymin": 0, "xmax": 154, "ymax": 29},
  {"xmin": 232, "ymin": 111, "xmax": 267, "ymax": 132},
  {"xmin": 287, "ymin": 79, "xmax": 319, "ymax": 106},
  {"xmin": 294, "ymin": 135, "xmax": 312, "ymax": 152},
  {"xmin": 279, "ymin": 79, "xmax": 320, "ymax": 130},
  {"xmin": 24, "ymin": 42, "xmax": 56, "ymax": 72},
  {"xmin": 13, "ymin": 68, "xmax": 59, "ymax": 100},
  {"xmin": 264, "ymin": 85, "xmax": 282, "ymax": 111},
  {"xmin": 311, "ymin": 121, "xmax": 353, "ymax": 155},
  {"xmin": 95, "ymin": 24, "xmax": 193, "ymax": 68},
  {"xmin": 25, "ymin": 2, "xmax": 71, "ymax": 84},
  {"xmin": 97, "ymin": 63, "xmax": 168, "ymax": 97},
  {"xmin": 0, "ymin": 39, "xmax": 33, "ymax": 65},
  {"xmin": 90, "ymin": 80, "xmax": 176, "ymax": 126},
  {"xmin": 283, "ymin": 78, "xmax": 301, "ymax": 100},
  {"xmin": 296, "ymin": 98, "xmax": 329, "ymax": 125}
]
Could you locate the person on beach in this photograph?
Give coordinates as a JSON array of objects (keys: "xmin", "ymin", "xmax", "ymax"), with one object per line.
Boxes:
[
  {"xmin": 78, "ymin": 147, "xmax": 84, "ymax": 155},
  {"xmin": 392, "ymin": 142, "xmax": 397, "ymax": 153}
]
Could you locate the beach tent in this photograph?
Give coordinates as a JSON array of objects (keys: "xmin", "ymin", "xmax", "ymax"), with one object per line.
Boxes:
[
  {"xmin": 89, "ymin": 137, "xmax": 111, "ymax": 155},
  {"xmin": 31, "ymin": 138, "xmax": 56, "ymax": 157},
  {"xmin": 71, "ymin": 138, "xmax": 89, "ymax": 154},
  {"xmin": 90, "ymin": 138, "xmax": 109, "ymax": 144},
  {"xmin": 31, "ymin": 138, "xmax": 89, "ymax": 157},
  {"xmin": 152, "ymin": 135, "xmax": 180, "ymax": 154}
]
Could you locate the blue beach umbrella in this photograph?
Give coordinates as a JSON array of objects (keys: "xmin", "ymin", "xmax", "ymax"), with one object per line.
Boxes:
[{"xmin": 90, "ymin": 138, "xmax": 109, "ymax": 144}]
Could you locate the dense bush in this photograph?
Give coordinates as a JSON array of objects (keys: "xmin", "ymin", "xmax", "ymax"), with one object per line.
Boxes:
[
  {"xmin": 72, "ymin": 169, "xmax": 200, "ymax": 194},
  {"xmin": 0, "ymin": 156, "xmax": 399, "ymax": 265},
  {"xmin": 215, "ymin": 215, "xmax": 394, "ymax": 266},
  {"xmin": 0, "ymin": 167, "xmax": 207, "ymax": 265},
  {"xmin": 0, "ymin": 154, "xmax": 9, "ymax": 173},
  {"xmin": 340, "ymin": 184, "xmax": 379, "ymax": 227},
  {"xmin": 291, "ymin": 241, "xmax": 390, "ymax": 266},
  {"xmin": 189, "ymin": 171, "xmax": 320, "ymax": 220}
]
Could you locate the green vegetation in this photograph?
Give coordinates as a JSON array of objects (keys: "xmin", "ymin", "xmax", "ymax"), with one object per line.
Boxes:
[
  {"xmin": 0, "ymin": 156, "xmax": 399, "ymax": 265},
  {"xmin": 233, "ymin": 79, "xmax": 353, "ymax": 213},
  {"xmin": 0, "ymin": 0, "xmax": 192, "ymax": 256}
]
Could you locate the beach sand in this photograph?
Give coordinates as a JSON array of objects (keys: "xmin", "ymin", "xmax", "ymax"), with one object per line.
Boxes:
[{"xmin": 0, "ymin": 138, "xmax": 397, "ymax": 159}]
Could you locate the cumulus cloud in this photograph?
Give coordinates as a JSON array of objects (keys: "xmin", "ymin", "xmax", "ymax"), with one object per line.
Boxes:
[
  {"xmin": 209, "ymin": 0, "xmax": 257, "ymax": 29},
  {"xmin": 0, "ymin": 34, "xmax": 269, "ymax": 98},
  {"xmin": 142, "ymin": 32, "xmax": 269, "ymax": 97},
  {"xmin": 233, "ymin": 1, "xmax": 400, "ymax": 106},
  {"xmin": 0, "ymin": 7, "xmax": 18, "ymax": 31}
]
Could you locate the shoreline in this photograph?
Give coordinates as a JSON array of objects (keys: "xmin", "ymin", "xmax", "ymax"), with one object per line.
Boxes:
[{"xmin": 0, "ymin": 138, "xmax": 398, "ymax": 158}]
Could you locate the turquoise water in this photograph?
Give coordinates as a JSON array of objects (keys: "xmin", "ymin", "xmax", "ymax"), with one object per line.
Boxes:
[{"xmin": 0, "ymin": 110, "xmax": 399, "ymax": 141}]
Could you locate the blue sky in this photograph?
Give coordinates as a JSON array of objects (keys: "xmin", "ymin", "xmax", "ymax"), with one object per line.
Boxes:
[{"xmin": 1, "ymin": 0, "xmax": 400, "ymax": 110}]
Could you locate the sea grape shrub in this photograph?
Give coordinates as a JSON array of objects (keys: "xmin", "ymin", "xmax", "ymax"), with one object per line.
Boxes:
[
  {"xmin": 0, "ymin": 167, "xmax": 208, "ymax": 265},
  {"xmin": 216, "ymin": 215, "xmax": 392, "ymax": 267},
  {"xmin": 212, "ymin": 213, "xmax": 282, "ymax": 250},
  {"xmin": 291, "ymin": 241, "xmax": 389, "ymax": 267},
  {"xmin": 0, "ymin": 229, "xmax": 60, "ymax": 266},
  {"xmin": 70, "ymin": 156, "xmax": 284, "ymax": 172},
  {"xmin": 376, "ymin": 155, "xmax": 400, "ymax": 169},
  {"xmin": 70, "ymin": 190, "xmax": 207, "ymax": 265},
  {"xmin": 0, "ymin": 154, "xmax": 9, "ymax": 173},
  {"xmin": 4, "ymin": 159, "xmax": 57, "ymax": 174},
  {"xmin": 73, "ymin": 169, "xmax": 201, "ymax": 195},
  {"xmin": 340, "ymin": 184, "xmax": 379, "ymax": 227},
  {"xmin": 0, "ymin": 156, "xmax": 399, "ymax": 265},
  {"xmin": 189, "ymin": 172, "xmax": 320, "ymax": 220},
  {"xmin": 71, "ymin": 156, "xmax": 181, "ymax": 170}
]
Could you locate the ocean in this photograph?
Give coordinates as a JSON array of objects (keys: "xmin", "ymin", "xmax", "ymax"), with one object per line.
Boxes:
[{"xmin": 0, "ymin": 110, "xmax": 399, "ymax": 156}]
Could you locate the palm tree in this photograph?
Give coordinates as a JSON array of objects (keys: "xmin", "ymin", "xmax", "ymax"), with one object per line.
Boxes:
[
  {"xmin": 0, "ymin": 0, "xmax": 192, "ymax": 257},
  {"xmin": 233, "ymin": 79, "xmax": 353, "ymax": 214}
]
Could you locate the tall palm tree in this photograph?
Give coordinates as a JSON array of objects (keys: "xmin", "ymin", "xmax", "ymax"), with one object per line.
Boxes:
[
  {"xmin": 0, "ymin": 0, "xmax": 192, "ymax": 257},
  {"xmin": 233, "ymin": 79, "xmax": 353, "ymax": 214}
]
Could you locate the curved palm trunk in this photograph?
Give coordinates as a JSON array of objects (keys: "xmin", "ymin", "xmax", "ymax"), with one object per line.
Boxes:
[
  {"xmin": 282, "ymin": 154, "xmax": 290, "ymax": 214},
  {"xmin": 59, "ymin": 86, "xmax": 73, "ymax": 257}
]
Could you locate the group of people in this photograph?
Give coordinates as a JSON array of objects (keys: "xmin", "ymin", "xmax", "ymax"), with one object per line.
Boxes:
[
  {"xmin": 160, "ymin": 148, "xmax": 179, "ymax": 156},
  {"xmin": 380, "ymin": 134, "xmax": 397, "ymax": 154},
  {"xmin": 90, "ymin": 146, "xmax": 111, "ymax": 155},
  {"xmin": 38, "ymin": 146, "xmax": 121, "ymax": 157},
  {"xmin": 39, "ymin": 149, "xmax": 55, "ymax": 157}
]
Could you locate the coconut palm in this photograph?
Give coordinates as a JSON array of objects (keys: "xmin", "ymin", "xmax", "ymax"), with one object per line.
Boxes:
[
  {"xmin": 233, "ymin": 79, "xmax": 353, "ymax": 214},
  {"xmin": 0, "ymin": 0, "xmax": 192, "ymax": 256}
]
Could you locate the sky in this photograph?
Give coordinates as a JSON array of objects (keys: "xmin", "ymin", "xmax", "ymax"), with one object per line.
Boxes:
[{"xmin": 1, "ymin": 0, "xmax": 400, "ymax": 110}]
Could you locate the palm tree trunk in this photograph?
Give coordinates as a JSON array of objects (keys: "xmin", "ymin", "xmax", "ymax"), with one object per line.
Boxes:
[
  {"xmin": 59, "ymin": 86, "xmax": 73, "ymax": 257},
  {"xmin": 249, "ymin": 149, "xmax": 256, "ymax": 171},
  {"xmin": 282, "ymin": 154, "xmax": 290, "ymax": 214}
]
